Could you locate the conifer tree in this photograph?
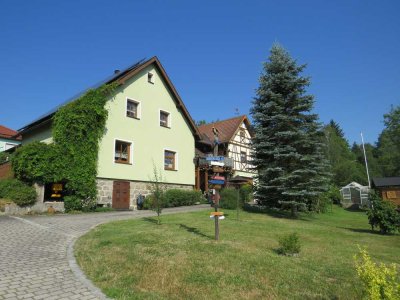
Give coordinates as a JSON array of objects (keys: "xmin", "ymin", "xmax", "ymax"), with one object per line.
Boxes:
[{"xmin": 251, "ymin": 44, "xmax": 329, "ymax": 215}]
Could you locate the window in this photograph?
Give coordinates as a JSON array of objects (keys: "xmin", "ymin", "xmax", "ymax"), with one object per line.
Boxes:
[
  {"xmin": 148, "ymin": 72, "xmax": 154, "ymax": 84},
  {"xmin": 164, "ymin": 150, "xmax": 176, "ymax": 170},
  {"xmin": 115, "ymin": 141, "xmax": 131, "ymax": 164},
  {"xmin": 240, "ymin": 129, "xmax": 246, "ymax": 143},
  {"xmin": 126, "ymin": 99, "xmax": 139, "ymax": 119},
  {"xmin": 240, "ymin": 151, "xmax": 247, "ymax": 163},
  {"xmin": 160, "ymin": 110, "xmax": 170, "ymax": 127}
]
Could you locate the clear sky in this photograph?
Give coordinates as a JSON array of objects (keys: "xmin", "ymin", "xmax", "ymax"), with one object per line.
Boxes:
[{"xmin": 1, "ymin": 0, "xmax": 399, "ymax": 144}]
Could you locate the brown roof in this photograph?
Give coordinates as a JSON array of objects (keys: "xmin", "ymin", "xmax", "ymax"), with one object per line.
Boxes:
[
  {"xmin": 0, "ymin": 125, "xmax": 21, "ymax": 140},
  {"xmin": 197, "ymin": 115, "xmax": 251, "ymax": 144}
]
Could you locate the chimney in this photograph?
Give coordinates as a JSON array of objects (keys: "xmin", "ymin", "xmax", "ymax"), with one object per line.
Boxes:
[{"xmin": 114, "ymin": 69, "xmax": 120, "ymax": 74}]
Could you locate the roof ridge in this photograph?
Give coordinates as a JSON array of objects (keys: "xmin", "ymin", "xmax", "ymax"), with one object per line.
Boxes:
[{"xmin": 197, "ymin": 115, "xmax": 246, "ymax": 128}]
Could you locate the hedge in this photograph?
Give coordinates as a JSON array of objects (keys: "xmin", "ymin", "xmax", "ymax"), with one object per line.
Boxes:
[{"xmin": 0, "ymin": 178, "xmax": 37, "ymax": 207}]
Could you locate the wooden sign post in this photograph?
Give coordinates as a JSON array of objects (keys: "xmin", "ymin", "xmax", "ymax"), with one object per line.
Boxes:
[{"xmin": 208, "ymin": 129, "xmax": 225, "ymax": 241}]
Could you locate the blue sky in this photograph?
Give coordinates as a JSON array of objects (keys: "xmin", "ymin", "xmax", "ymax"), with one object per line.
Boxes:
[{"xmin": 1, "ymin": 0, "xmax": 399, "ymax": 144}]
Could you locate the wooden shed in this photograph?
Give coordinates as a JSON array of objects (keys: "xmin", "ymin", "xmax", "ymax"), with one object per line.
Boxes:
[{"xmin": 372, "ymin": 177, "xmax": 400, "ymax": 206}]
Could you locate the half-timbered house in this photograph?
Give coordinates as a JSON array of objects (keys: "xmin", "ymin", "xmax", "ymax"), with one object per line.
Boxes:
[{"xmin": 195, "ymin": 115, "xmax": 256, "ymax": 192}]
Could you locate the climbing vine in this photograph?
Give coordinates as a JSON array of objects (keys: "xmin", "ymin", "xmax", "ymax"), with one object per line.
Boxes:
[{"xmin": 12, "ymin": 84, "xmax": 116, "ymax": 206}]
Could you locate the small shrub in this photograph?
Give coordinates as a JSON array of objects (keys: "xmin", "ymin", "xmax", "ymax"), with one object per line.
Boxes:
[
  {"xmin": 367, "ymin": 192, "xmax": 400, "ymax": 234},
  {"xmin": 64, "ymin": 195, "xmax": 83, "ymax": 212},
  {"xmin": 0, "ymin": 178, "xmax": 37, "ymax": 206},
  {"xmin": 163, "ymin": 189, "xmax": 204, "ymax": 207},
  {"xmin": 219, "ymin": 188, "xmax": 239, "ymax": 209},
  {"xmin": 278, "ymin": 232, "xmax": 301, "ymax": 256},
  {"xmin": 354, "ymin": 247, "xmax": 400, "ymax": 300},
  {"xmin": 142, "ymin": 195, "xmax": 154, "ymax": 210},
  {"xmin": 239, "ymin": 184, "xmax": 253, "ymax": 203},
  {"xmin": 313, "ymin": 192, "xmax": 333, "ymax": 213},
  {"xmin": 81, "ymin": 198, "xmax": 97, "ymax": 212}
]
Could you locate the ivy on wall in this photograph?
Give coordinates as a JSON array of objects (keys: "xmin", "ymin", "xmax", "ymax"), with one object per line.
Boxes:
[{"xmin": 12, "ymin": 84, "xmax": 116, "ymax": 204}]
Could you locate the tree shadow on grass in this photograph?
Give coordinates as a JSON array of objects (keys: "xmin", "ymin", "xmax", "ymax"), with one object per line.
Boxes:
[
  {"xmin": 338, "ymin": 227, "xmax": 383, "ymax": 235},
  {"xmin": 344, "ymin": 205, "xmax": 366, "ymax": 213},
  {"xmin": 179, "ymin": 224, "xmax": 213, "ymax": 239},
  {"xmin": 243, "ymin": 204, "xmax": 311, "ymax": 221},
  {"xmin": 142, "ymin": 217, "xmax": 158, "ymax": 224}
]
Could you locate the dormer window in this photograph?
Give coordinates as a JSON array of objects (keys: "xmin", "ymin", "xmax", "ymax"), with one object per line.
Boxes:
[{"xmin": 148, "ymin": 72, "xmax": 154, "ymax": 84}]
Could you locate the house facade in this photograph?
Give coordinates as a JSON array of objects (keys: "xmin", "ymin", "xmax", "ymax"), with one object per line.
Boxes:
[
  {"xmin": 18, "ymin": 57, "xmax": 200, "ymax": 209},
  {"xmin": 195, "ymin": 115, "xmax": 256, "ymax": 192},
  {"xmin": 0, "ymin": 125, "xmax": 21, "ymax": 152}
]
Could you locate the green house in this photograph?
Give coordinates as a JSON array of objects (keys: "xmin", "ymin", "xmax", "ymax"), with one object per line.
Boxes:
[{"xmin": 18, "ymin": 57, "xmax": 200, "ymax": 209}]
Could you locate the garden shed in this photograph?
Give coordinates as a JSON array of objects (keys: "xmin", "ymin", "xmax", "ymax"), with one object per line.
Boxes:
[
  {"xmin": 340, "ymin": 182, "xmax": 370, "ymax": 207},
  {"xmin": 372, "ymin": 177, "xmax": 400, "ymax": 206}
]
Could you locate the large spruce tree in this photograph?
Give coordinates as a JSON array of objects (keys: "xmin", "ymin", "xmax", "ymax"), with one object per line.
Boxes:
[{"xmin": 251, "ymin": 44, "xmax": 329, "ymax": 214}]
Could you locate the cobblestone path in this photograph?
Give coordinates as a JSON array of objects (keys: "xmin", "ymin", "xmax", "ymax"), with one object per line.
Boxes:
[{"xmin": 0, "ymin": 205, "xmax": 209, "ymax": 299}]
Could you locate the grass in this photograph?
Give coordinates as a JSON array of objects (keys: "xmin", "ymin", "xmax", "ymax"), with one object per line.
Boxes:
[{"xmin": 75, "ymin": 206, "xmax": 400, "ymax": 299}]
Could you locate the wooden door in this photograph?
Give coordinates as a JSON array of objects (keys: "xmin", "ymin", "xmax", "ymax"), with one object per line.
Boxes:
[{"xmin": 112, "ymin": 181, "xmax": 130, "ymax": 209}]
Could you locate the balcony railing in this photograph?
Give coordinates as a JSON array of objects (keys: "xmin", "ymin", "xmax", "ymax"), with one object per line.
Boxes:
[{"xmin": 198, "ymin": 156, "xmax": 234, "ymax": 168}]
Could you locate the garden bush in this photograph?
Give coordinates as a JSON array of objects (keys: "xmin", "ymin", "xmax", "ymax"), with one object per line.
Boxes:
[
  {"xmin": 219, "ymin": 188, "xmax": 239, "ymax": 209},
  {"xmin": 354, "ymin": 247, "xmax": 400, "ymax": 299},
  {"xmin": 142, "ymin": 194, "xmax": 154, "ymax": 210},
  {"xmin": 142, "ymin": 189, "xmax": 204, "ymax": 210},
  {"xmin": 0, "ymin": 178, "xmax": 37, "ymax": 206},
  {"xmin": 239, "ymin": 184, "xmax": 253, "ymax": 203},
  {"xmin": 64, "ymin": 195, "xmax": 83, "ymax": 212},
  {"xmin": 367, "ymin": 192, "xmax": 400, "ymax": 234},
  {"xmin": 163, "ymin": 189, "xmax": 204, "ymax": 207},
  {"xmin": 278, "ymin": 232, "xmax": 301, "ymax": 256}
]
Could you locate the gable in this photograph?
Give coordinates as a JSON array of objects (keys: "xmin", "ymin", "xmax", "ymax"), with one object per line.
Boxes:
[
  {"xmin": 18, "ymin": 57, "xmax": 200, "ymax": 140},
  {"xmin": 197, "ymin": 115, "xmax": 249, "ymax": 144}
]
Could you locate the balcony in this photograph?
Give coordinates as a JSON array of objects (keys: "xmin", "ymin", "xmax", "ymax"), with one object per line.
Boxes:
[{"xmin": 198, "ymin": 156, "xmax": 234, "ymax": 168}]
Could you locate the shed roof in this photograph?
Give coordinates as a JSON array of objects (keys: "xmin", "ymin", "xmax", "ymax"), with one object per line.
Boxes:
[{"xmin": 372, "ymin": 177, "xmax": 400, "ymax": 187}]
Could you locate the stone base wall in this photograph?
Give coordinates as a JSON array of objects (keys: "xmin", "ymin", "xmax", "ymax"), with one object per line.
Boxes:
[
  {"xmin": 4, "ymin": 201, "xmax": 65, "ymax": 215},
  {"xmin": 2, "ymin": 183, "xmax": 64, "ymax": 215},
  {"xmin": 96, "ymin": 178, "xmax": 193, "ymax": 210}
]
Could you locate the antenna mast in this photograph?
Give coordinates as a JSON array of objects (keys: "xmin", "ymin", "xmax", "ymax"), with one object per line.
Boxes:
[{"xmin": 360, "ymin": 132, "xmax": 371, "ymax": 188}]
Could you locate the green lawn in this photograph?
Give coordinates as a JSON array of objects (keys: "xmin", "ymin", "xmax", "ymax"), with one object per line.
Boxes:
[{"xmin": 75, "ymin": 206, "xmax": 400, "ymax": 299}]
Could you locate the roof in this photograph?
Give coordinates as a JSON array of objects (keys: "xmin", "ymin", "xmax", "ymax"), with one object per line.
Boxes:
[
  {"xmin": 341, "ymin": 182, "xmax": 364, "ymax": 188},
  {"xmin": 18, "ymin": 56, "xmax": 200, "ymax": 138},
  {"xmin": 372, "ymin": 177, "xmax": 400, "ymax": 187},
  {"xmin": 0, "ymin": 125, "xmax": 21, "ymax": 140},
  {"xmin": 197, "ymin": 115, "xmax": 252, "ymax": 144}
]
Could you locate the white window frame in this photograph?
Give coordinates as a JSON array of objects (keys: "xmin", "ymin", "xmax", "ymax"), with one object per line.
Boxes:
[
  {"xmin": 159, "ymin": 109, "xmax": 171, "ymax": 128},
  {"xmin": 4, "ymin": 143, "xmax": 18, "ymax": 151},
  {"xmin": 148, "ymin": 72, "xmax": 155, "ymax": 84},
  {"xmin": 126, "ymin": 98, "xmax": 141, "ymax": 120},
  {"xmin": 113, "ymin": 138, "xmax": 134, "ymax": 165},
  {"xmin": 163, "ymin": 148, "xmax": 178, "ymax": 171}
]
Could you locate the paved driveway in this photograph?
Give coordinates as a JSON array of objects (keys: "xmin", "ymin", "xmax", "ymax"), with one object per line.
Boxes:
[{"xmin": 0, "ymin": 205, "xmax": 209, "ymax": 300}]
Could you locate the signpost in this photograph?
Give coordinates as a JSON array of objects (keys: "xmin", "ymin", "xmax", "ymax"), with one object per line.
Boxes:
[
  {"xmin": 210, "ymin": 161, "xmax": 224, "ymax": 166},
  {"xmin": 206, "ymin": 156, "xmax": 225, "ymax": 161},
  {"xmin": 208, "ymin": 127, "xmax": 225, "ymax": 241},
  {"xmin": 209, "ymin": 179, "xmax": 224, "ymax": 185}
]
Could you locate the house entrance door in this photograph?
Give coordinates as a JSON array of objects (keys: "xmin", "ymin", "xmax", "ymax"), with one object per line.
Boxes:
[{"xmin": 112, "ymin": 181, "xmax": 130, "ymax": 209}]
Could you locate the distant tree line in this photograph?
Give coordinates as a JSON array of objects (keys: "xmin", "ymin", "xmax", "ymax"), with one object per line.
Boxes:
[{"xmin": 325, "ymin": 105, "xmax": 400, "ymax": 187}]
